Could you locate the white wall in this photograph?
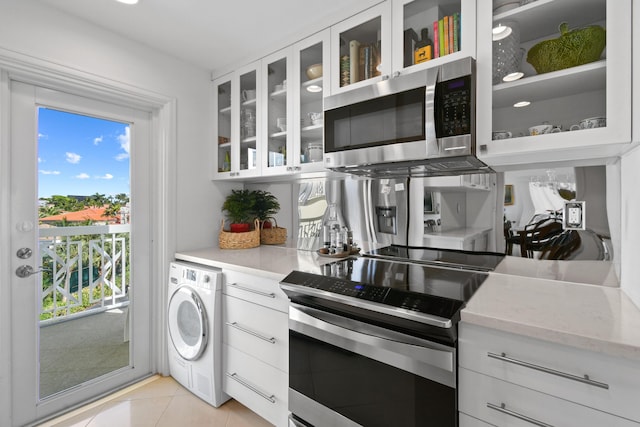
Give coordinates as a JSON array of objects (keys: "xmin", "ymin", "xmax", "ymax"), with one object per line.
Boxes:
[
  {"xmin": 0, "ymin": 2, "xmax": 232, "ymax": 424},
  {"xmin": 0, "ymin": 0, "xmax": 232, "ymax": 252}
]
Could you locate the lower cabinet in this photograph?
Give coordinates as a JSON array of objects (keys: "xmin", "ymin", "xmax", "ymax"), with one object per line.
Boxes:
[
  {"xmin": 458, "ymin": 322, "xmax": 640, "ymax": 426},
  {"xmin": 222, "ymin": 270, "xmax": 289, "ymax": 426}
]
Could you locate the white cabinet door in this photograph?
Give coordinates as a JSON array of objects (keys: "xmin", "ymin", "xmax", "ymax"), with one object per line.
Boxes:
[
  {"xmin": 459, "ymin": 322, "xmax": 640, "ymax": 422},
  {"xmin": 330, "ymin": 2, "xmax": 392, "ymax": 94},
  {"xmin": 260, "ymin": 47, "xmax": 293, "ymax": 177},
  {"xmin": 223, "ymin": 295, "xmax": 288, "ymax": 372},
  {"xmin": 223, "ymin": 344, "xmax": 288, "ymax": 427},
  {"xmin": 292, "ymin": 29, "xmax": 330, "ymax": 173},
  {"xmin": 476, "ymin": 0, "xmax": 632, "ymax": 167},
  {"xmin": 460, "ymin": 368, "xmax": 639, "ymax": 427},
  {"xmin": 391, "ymin": 0, "xmax": 476, "ymax": 74},
  {"xmin": 212, "ymin": 62, "xmax": 263, "ymax": 180}
]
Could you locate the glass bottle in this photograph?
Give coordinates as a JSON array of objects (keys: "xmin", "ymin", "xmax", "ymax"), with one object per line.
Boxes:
[{"xmin": 414, "ymin": 28, "xmax": 433, "ymax": 64}]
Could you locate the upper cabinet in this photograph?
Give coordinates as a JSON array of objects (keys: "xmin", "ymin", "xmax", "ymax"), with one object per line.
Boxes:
[
  {"xmin": 292, "ymin": 29, "xmax": 331, "ymax": 174},
  {"xmin": 330, "ymin": 2, "xmax": 392, "ymax": 94},
  {"xmin": 213, "ymin": 61, "xmax": 263, "ymax": 179},
  {"xmin": 477, "ymin": 0, "xmax": 632, "ymax": 168},
  {"xmin": 260, "ymin": 48, "xmax": 293, "ymax": 176},
  {"xmin": 391, "ymin": 0, "xmax": 476, "ymax": 75}
]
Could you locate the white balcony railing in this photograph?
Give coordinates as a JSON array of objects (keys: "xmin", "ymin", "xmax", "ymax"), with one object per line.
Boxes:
[{"xmin": 38, "ymin": 224, "xmax": 130, "ymax": 323}]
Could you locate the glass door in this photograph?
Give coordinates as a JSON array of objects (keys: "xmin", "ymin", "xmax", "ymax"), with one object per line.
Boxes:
[
  {"xmin": 294, "ymin": 30, "xmax": 330, "ymax": 172},
  {"xmin": 237, "ymin": 62, "xmax": 261, "ymax": 177},
  {"xmin": 9, "ymin": 81, "xmax": 152, "ymax": 425},
  {"xmin": 213, "ymin": 76, "xmax": 233, "ymax": 177},
  {"xmin": 262, "ymin": 48, "xmax": 292, "ymax": 175},
  {"xmin": 391, "ymin": 0, "xmax": 476, "ymax": 74}
]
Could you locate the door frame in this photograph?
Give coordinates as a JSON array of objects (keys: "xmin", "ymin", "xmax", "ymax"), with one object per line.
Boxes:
[{"xmin": 0, "ymin": 49, "xmax": 177, "ymax": 426}]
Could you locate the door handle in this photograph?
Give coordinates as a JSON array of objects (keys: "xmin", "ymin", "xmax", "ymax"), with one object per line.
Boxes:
[
  {"xmin": 16, "ymin": 265, "xmax": 45, "ymax": 278},
  {"xmin": 16, "ymin": 247, "xmax": 33, "ymax": 259}
]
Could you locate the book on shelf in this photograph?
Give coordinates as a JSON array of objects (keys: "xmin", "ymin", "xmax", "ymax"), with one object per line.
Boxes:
[
  {"xmin": 349, "ymin": 40, "xmax": 360, "ymax": 85},
  {"xmin": 433, "ymin": 20, "xmax": 439, "ymax": 58},
  {"xmin": 438, "ymin": 18, "xmax": 445, "ymax": 58},
  {"xmin": 432, "ymin": 12, "xmax": 461, "ymax": 58}
]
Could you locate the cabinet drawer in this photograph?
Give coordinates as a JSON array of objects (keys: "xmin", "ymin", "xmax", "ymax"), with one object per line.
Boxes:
[
  {"xmin": 459, "ymin": 412, "xmax": 495, "ymax": 427},
  {"xmin": 223, "ymin": 344, "xmax": 287, "ymax": 427},
  {"xmin": 223, "ymin": 269, "xmax": 289, "ymax": 313},
  {"xmin": 223, "ymin": 295, "xmax": 288, "ymax": 372},
  {"xmin": 460, "ymin": 368, "xmax": 639, "ymax": 427},
  {"xmin": 459, "ymin": 323, "xmax": 640, "ymax": 422}
]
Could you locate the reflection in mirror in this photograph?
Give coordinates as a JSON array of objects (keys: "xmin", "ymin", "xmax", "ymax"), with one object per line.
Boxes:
[
  {"xmin": 502, "ymin": 166, "xmax": 612, "ymax": 261},
  {"xmin": 296, "ymin": 180, "xmax": 327, "ymax": 250}
]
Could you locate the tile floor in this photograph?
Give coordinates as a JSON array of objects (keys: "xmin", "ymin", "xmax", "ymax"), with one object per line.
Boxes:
[{"xmin": 39, "ymin": 375, "xmax": 274, "ymax": 427}]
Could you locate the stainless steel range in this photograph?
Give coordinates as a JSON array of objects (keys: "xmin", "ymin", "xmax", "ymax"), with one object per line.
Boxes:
[{"xmin": 280, "ymin": 246, "xmax": 504, "ymax": 427}]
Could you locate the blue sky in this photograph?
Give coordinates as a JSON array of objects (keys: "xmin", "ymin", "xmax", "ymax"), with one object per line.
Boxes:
[{"xmin": 38, "ymin": 108, "xmax": 130, "ymax": 199}]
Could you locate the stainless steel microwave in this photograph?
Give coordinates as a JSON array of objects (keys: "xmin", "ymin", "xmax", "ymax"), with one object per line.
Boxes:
[{"xmin": 323, "ymin": 57, "xmax": 490, "ymax": 177}]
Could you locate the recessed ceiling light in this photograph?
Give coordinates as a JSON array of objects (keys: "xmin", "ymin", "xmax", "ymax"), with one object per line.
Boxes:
[
  {"xmin": 306, "ymin": 85, "xmax": 322, "ymax": 93},
  {"xmin": 503, "ymin": 71, "xmax": 524, "ymax": 82},
  {"xmin": 514, "ymin": 101, "xmax": 531, "ymax": 108},
  {"xmin": 116, "ymin": 0, "xmax": 139, "ymax": 4},
  {"xmin": 492, "ymin": 24, "xmax": 512, "ymax": 41}
]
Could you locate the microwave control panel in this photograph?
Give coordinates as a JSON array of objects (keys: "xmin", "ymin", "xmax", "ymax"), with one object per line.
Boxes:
[{"xmin": 435, "ymin": 75, "xmax": 472, "ymax": 137}]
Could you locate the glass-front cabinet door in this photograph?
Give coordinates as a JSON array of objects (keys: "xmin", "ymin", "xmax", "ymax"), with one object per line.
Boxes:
[
  {"xmin": 237, "ymin": 62, "xmax": 261, "ymax": 177},
  {"xmin": 330, "ymin": 2, "xmax": 392, "ymax": 94},
  {"xmin": 261, "ymin": 48, "xmax": 292, "ymax": 176},
  {"xmin": 391, "ymin": 0, "xmax": 476, "ymax": 74},
  {"xmin": 213, "ymin": 74, "xmax": 233, "ymax": 178},
  {"xmin": 477, "ymin": 0, "xmax": 631, "ymax": 168},
  {"xmin": 212, "ymin": 61, "xmax": 262, "ymax": 179},
  {"xmin": 293, "ymin": 29, "xmax": 330, "ymax": 173}
]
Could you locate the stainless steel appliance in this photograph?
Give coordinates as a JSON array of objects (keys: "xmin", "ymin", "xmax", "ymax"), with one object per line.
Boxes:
[
  {"xmin": 281, "ymin": 248, "xmax": 504, "ymax": 427},
  {"xmin": 323, "ymin": 57, "xmax": 491, "ymax": 177}
]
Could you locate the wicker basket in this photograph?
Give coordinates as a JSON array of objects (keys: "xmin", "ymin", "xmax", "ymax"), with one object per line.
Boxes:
[
  {"xmin": 219, "ymin": 219, "xmax": 260, "ymax": 249},
  {"xmin": 260, "ymin": 217, "xmax": 287, "ymax": 245}
]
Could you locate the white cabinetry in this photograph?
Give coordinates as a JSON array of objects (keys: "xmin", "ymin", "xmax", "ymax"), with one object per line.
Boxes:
[
  {"xmin": 221, "ymin": 269, "xmax": 289, "ymax": 426},
  {"xmin": 292, "ymin": 29, "xmax": 330, "ymax": 174},
  {"xmin": 330, "ymin": 2, "xmax": 392, "ymax": 94},
  {"xmin": 459, "ymin": 322, "xmax": 640, "ymax": 426},
  {"xmin": 212, "ymin": 61, "xmax": 263, "ymax": 180},
  {"xmin": 477, "ymin": 0, "xmax": 633, "ymax": 168},
  {"xmin": 391, "ymin": 0, "xmax": 475, "ymax": 75},
  {"xmin": 260, "ymin": 47, "xmax": 293, "ymax": 176}
]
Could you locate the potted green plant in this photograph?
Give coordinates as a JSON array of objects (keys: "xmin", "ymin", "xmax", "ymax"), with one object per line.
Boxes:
[
  {"xmin": 252, "ymin": 190, "xmax": 280, "ymax": 229},
  {"xmin": 222, "ymin": 189, "xmax": 256, "ymax": 232}
]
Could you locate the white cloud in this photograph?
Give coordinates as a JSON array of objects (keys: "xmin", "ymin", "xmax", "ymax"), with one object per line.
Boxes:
[
  {"xmin": 38, "ymin": 133, "xmax": 47, "ymax": 140},
  {"xmin": 94, "ymin": 136, "xmax": 103, "ymax": 145},
  {"xmin": 38, "ymin": 157, "xmax": 43, "ymax": 163},
  {"xmin": 115, "ymin": 126, "xmax": 130, "ymax": 161},
  {"xmin": 75, "ymin": 173, "xmax": 90, "ymax": 179},
  {"xmin": 66, "ymin": 152, "xmax": 81, "ymax": 164},
  {"xmin": 39, "ymin": 170, "xmax": 61, "ymax": 175},
  {"xmin": 96, "ymin": 173, "xmax": 114, "ymax": 180}
]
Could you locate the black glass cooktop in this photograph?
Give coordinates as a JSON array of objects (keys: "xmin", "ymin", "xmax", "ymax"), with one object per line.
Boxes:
[
  {"xmin": 280, "ymin": 255, "xmax": 489, "ymax": 328},
  {"xmin": 365, "ymin": 245, "xmax": 505, "ymax": 272}
]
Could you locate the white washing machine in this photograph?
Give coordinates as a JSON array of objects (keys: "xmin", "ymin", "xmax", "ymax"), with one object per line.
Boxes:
[{"xmin": 167, "ymin": 261, "xmax": 229, "ymax": 407}]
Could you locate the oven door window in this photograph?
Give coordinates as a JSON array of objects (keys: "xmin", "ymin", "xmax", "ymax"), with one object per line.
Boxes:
[
  {"xmin": 290, "ymin": 330, "xmax": 456, "ymax": 427},
  {"xmin": 324, "ymin": 87, "xmax": 425, "ymax": 153}
]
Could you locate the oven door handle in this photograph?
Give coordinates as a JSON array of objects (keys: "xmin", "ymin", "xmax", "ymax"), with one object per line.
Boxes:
[{"xmin": 289, "ymin": 303, "xmax": 455, "ymax": 387}]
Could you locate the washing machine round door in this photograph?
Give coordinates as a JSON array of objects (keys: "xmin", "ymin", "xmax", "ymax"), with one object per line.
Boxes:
[{"xmin": 168, "ymin": 286, "xmax": 208, "ymax": 361}]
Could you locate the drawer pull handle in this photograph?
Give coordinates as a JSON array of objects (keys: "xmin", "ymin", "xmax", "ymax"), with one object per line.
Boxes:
[
  {"xmin": 226, "ymin": 321, "xmax": 276, "ymax": 344},
  {"xmin": 487, "ymin": 402, "xmax": 554, "ymax": 427},
  {"xmin": 487, "ymin": 352, "xmax": 609, "ymax": 390},
  {"xmin": 226, "ymin": 372, "xmax": 276, "ymax": 403},
  {"xmin": 228, "ymin": 282, "xmax": 276, "ymax": 298}
]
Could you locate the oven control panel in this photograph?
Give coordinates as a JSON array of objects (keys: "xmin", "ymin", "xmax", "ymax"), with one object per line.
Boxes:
[{"xmin": 281, "ymin": 269, "xmax": 462, "ymax": 320}]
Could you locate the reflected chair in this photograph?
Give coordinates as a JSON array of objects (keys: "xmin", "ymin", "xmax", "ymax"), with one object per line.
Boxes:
[{"xmin": 520, "ymin": 218, "xmax": 564, "ymax": 258}]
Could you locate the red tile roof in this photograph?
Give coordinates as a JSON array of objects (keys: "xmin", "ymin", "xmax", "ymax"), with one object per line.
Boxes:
[{"xmin": 40, "ymin": 207, "xmax": 118, "ymax": 223}]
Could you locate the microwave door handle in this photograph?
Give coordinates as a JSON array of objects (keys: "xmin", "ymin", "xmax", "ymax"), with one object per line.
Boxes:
[{"xmin": 425, "ymin": 67, "xmax": 439, "ymax": 144}]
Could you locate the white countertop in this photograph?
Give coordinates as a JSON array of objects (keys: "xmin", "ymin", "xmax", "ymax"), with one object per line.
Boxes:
[
  {"xmin": 462, "ymin": 273, "xmax": 640, "ymax": 361},
  {"xmin": 175, "ymin": 244, "xmax": 640, "ymax": 361}
]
